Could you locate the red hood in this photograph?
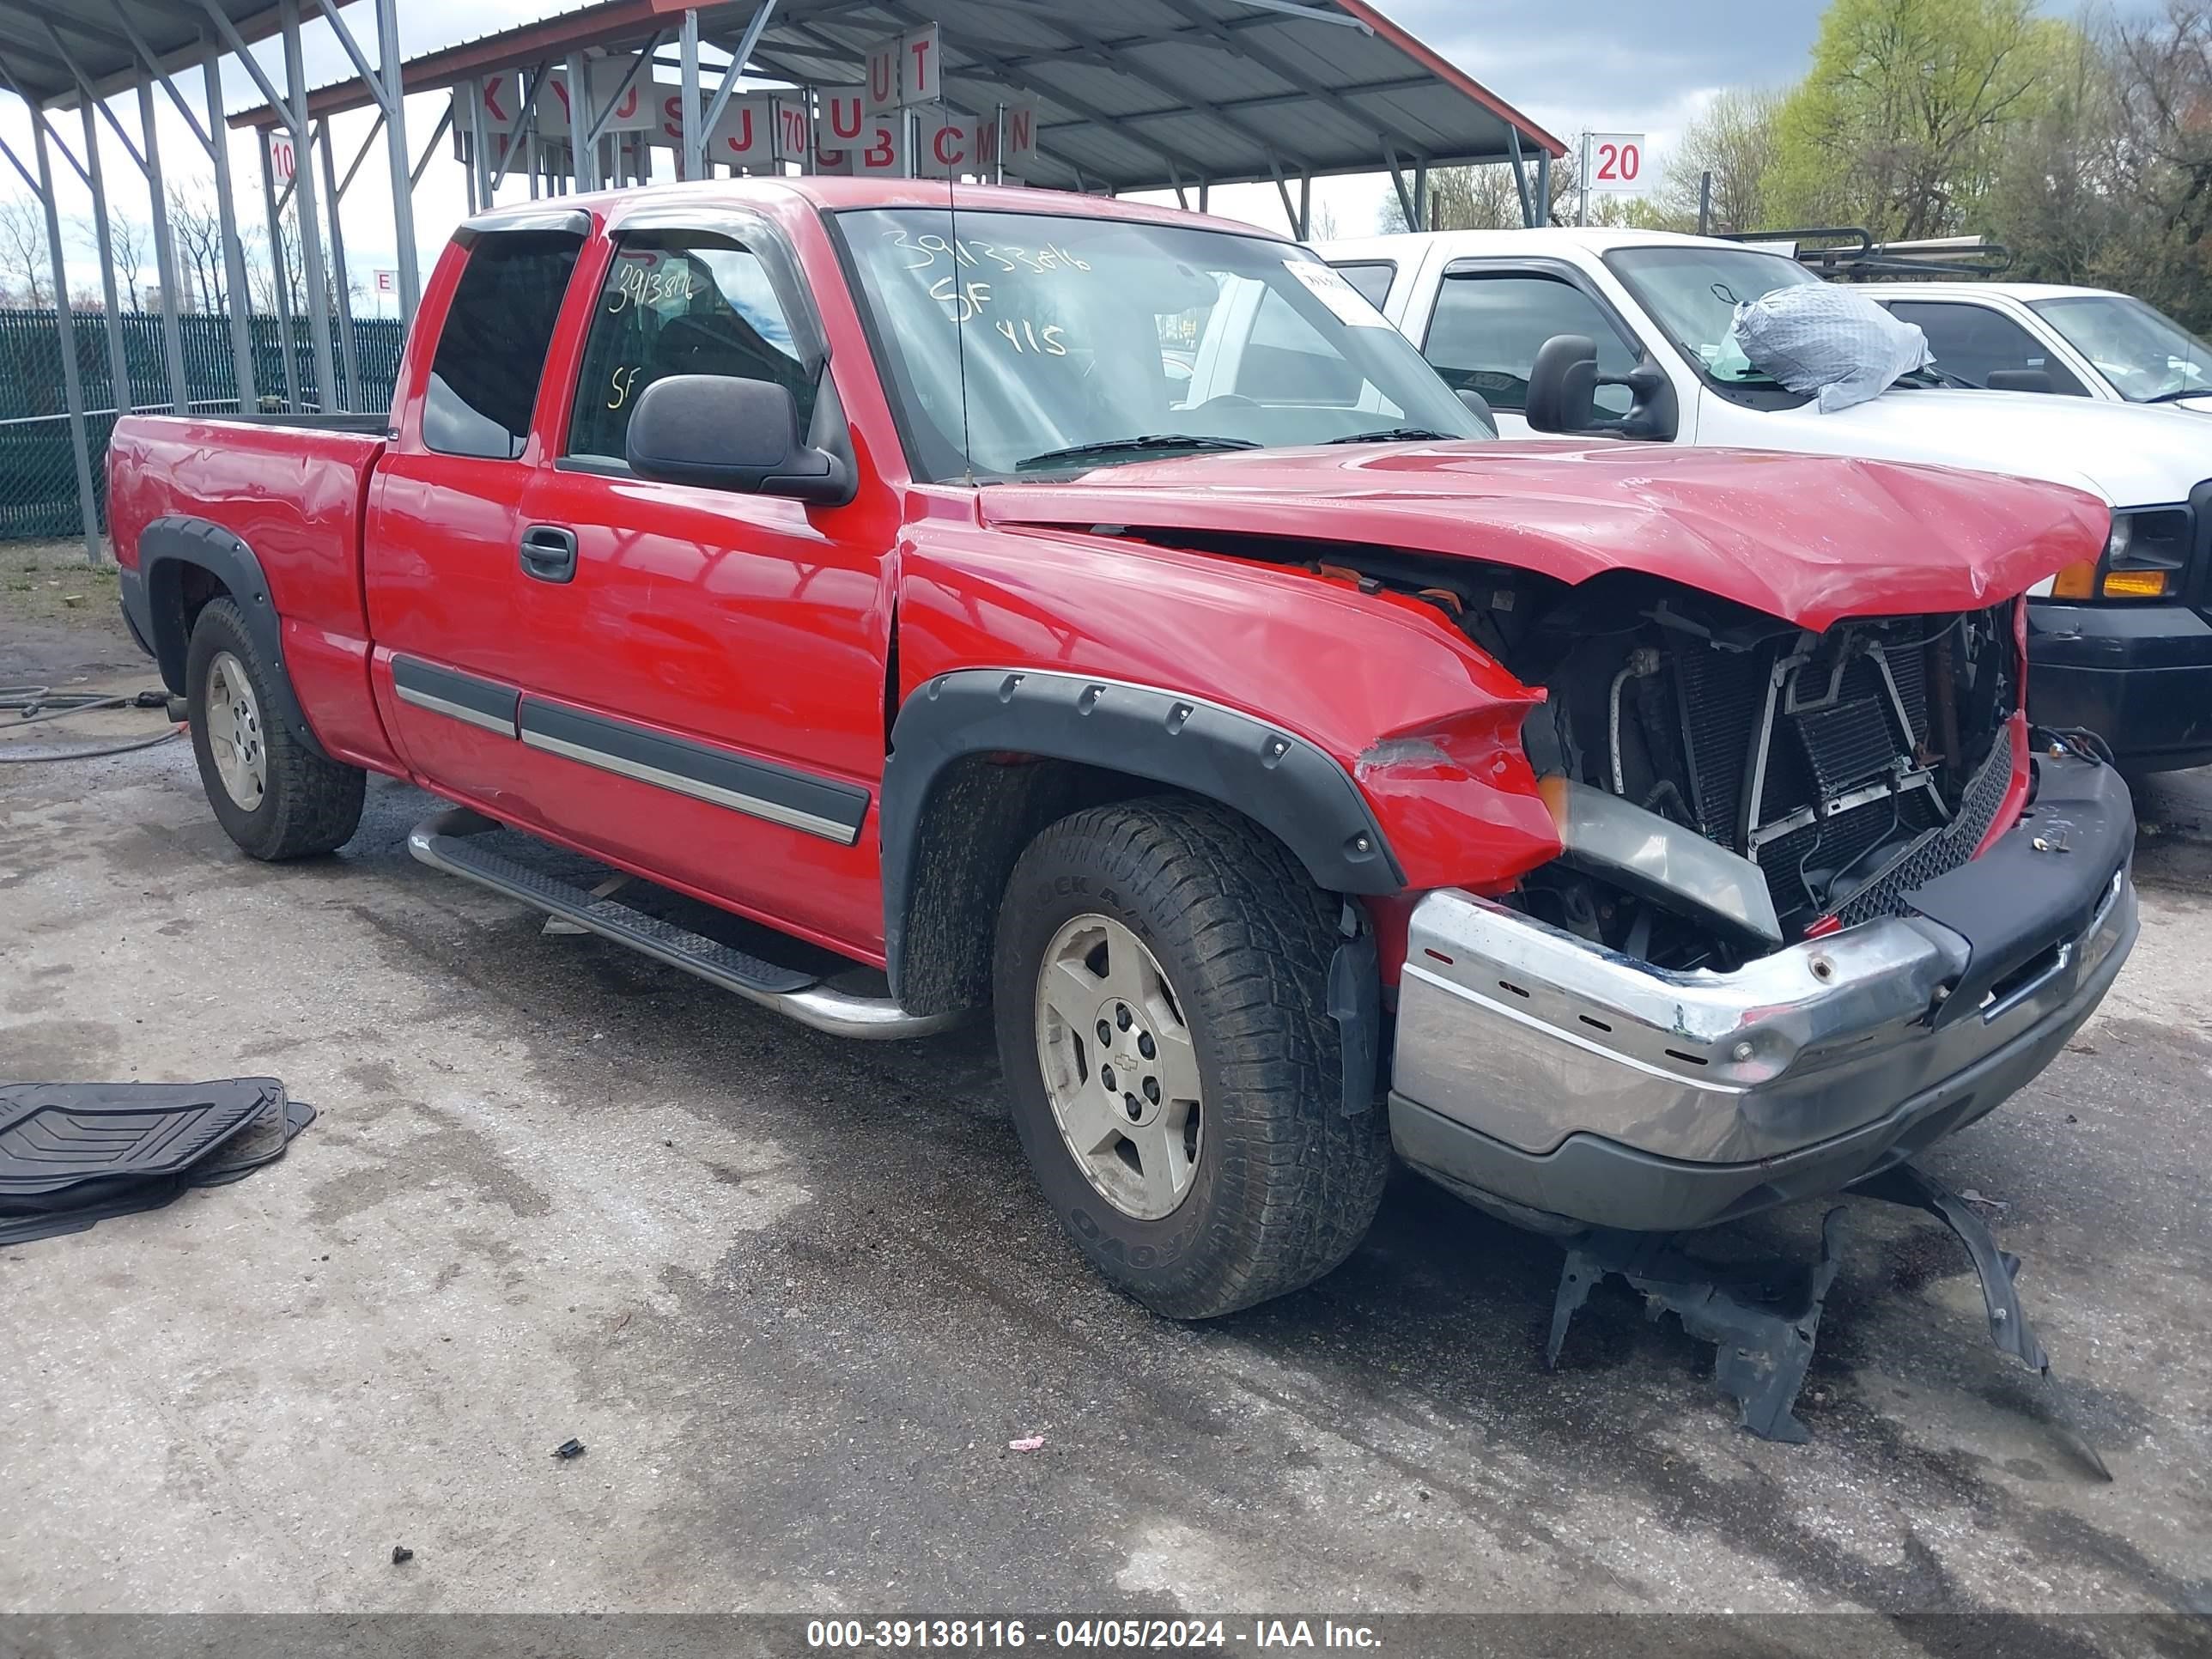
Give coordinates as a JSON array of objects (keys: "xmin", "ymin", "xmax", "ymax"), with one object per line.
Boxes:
[{"xmin": 978, "ymin": 441, "xmax": 2107, "ymax": 630}]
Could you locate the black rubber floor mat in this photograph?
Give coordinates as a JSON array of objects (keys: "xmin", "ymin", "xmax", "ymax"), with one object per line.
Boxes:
[
  {"xmin": 0, "ymin": 1096, "xmax": 315, "ymax": 1247},
  {"xmin": 0, "ymin": 1077, "xmax": 284, "ymax": 1196}
]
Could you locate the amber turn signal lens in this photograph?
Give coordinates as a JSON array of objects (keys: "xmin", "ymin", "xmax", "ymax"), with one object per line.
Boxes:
[
  {"xmin": 2049, "ymin": 561, "xmax": 2100, "ymax": 599},
  {"xmin": 2102, "ymin": 568, "xmax": 2172, "ymax": 599}
]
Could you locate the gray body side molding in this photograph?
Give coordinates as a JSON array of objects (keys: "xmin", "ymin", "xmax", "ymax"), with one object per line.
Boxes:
[
  {"xmin": 128, "ymin": 514, "xmax": 329, "ymax": 759},
  {"xmin": 879, "ymin": 668, "xmax": 1404, "ymax": 994}
]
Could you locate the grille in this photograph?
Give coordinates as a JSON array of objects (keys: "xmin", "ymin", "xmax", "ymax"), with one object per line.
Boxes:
[
  {"xmin": 1829, "ymin": 742, "xmax": 2014, "ymax": 928},
  {"xmin": 1647, "ymin": 611, "xmax": 2008, "ymax": 933},
  {"xmin": 1757, "ymin": 790, "xmax": 1939, "ymax": 922}
]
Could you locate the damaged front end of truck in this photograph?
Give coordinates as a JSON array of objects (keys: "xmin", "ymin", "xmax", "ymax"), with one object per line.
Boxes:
[
  {"xmin": 971, "ymin": 438, "xmax": 2135, "ymax": 1449},
  {"xmin": 1334, "ymin": 566, "xmax": 2130, "ymax": 1462},
  {"xmin": 1383, "ymin": 574, "xmax": 2135, "ymax": 1240}
]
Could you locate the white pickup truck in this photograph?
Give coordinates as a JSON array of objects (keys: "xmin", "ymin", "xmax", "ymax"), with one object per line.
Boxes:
[
  {"xmin": 1860, "ymin": 282, "xmax": 2212, "ymax": 413},
  {"xmin": 1323, "ymin": 228, "xmax": 2212, "ymax": 770}
]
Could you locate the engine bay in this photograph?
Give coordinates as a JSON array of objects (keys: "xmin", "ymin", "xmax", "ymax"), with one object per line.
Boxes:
[
  {"xmin": 1123, "ymin": 527, "xmax": 2023, "ymax": 973},
  {"xmin": 1505, "ymin": 580, "xmax": 2020, "ymax": 969}
]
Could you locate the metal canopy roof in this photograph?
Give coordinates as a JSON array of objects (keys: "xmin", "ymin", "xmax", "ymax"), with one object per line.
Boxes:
[
  {"xmin": 0, "ymin": 0, "xmax": 349, "ymax": 107},
  {"xmin": 225, "ymin": 0, "xmax": 1565, "ymax": 193}
]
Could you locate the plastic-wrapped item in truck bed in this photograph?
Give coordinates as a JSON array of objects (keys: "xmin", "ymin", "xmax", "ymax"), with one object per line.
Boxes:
[{"xmin": 1729, "ymin": 283, "xmax": 1933, "ymax": 413}]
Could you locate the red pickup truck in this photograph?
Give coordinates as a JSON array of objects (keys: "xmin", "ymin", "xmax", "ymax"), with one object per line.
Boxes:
[{"xmin": 107, "ymin": 179, "xmax": 2137, "ymax": 1320}]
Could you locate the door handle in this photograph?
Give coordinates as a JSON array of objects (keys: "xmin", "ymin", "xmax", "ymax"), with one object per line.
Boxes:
[{"xmin": 519, "ymin": 525, "xmax": 579, "ymax": 584}]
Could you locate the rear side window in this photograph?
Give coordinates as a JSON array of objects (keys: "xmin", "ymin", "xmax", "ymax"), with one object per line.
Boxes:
[
  {"xmin": 1882, "ymin": 301, "xmax": 2090, "ymax": 396},
  {"xmin": 1331, "ymin": 261, "xmax": 1396, "ymax": 308},
  {"xmin": 422, "ymin": 231, "xmax": 583, "ymax": 459},
  {"xmin": 1424, "ymin": 270, "xmax": 1638, "ymax": 414},
  {"xmin": 1233, "ymin": 288, "xmax": 1364, "ymax": 405},
  {"xmin": 567, "ymin": 230, "xmax": 816, "ymax": 465}
]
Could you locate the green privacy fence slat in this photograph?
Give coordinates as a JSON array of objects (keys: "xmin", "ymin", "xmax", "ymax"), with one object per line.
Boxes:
[{"xmin": 0, "ymin": 307, "xmax": 404, "ymax": 543}]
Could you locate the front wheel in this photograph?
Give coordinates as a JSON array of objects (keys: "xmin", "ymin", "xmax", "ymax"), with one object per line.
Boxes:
[
  {"xmin": 186, "ymin": 598, "xmax": 365, "ymax": 860},
  {"xmin": 993, "ymin": 797, "xmax": 1389, "ymax": 1319}
]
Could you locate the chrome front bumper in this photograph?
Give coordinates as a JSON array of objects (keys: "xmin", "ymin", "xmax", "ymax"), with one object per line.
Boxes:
[{"xmin": 1389, "ymin": 753, "xmax": 2138, "ymax": 1233}]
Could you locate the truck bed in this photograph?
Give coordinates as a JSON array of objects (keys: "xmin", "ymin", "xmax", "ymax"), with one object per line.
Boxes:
[{"xmin": 106, "ymin": 411, "xmax": 392, "ymax": 768}]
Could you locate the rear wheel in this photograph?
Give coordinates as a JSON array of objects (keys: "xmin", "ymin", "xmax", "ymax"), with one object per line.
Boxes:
[
  {"xmin": 994, "ymin": 797, "xmax": 1389, "ymax": 1319},
  {"xmin": 186, "ymin": 599, "xmax": 364, "ymax": 860}
]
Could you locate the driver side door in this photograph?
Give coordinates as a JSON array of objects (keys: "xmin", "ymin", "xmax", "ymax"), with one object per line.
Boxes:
[{"xmin": 507, "ymin": 214, "xmax": 896, "ymax": 959}]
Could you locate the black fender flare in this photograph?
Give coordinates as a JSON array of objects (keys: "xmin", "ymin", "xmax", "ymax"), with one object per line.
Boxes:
[
  {"xmin": 130, "ymin": 514, "xmax": 330, "ymax": 759},
  {"xmin": 878, "ymin": 667, "xmax": 1405, "ymax": 994}
]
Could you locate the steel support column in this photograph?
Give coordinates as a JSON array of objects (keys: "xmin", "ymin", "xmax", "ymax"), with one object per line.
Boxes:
[
  {"xmin": 374, "ymin": 0, "xmax": 419, "ymax": 316},
  {"xmin": 207, "ymin": 50, "xmax": 260, "ymax": 409},
  {"xmin": 137, "ymin": 79, "xmax": 191, "ymax": 411},
  {"xmin": 566, "ymin": 50, "xmax": 593, "ymax": 191},
  {"xmin": 1382, "ymin": 142, "xmax": 1415, "ymax": 231},
  {"xmin": 319, "ymin": 123, "xmax": 361, "ymax": 408},
  {"xmin": 465, "ymin": 76, "xmax": 492, "ymax": 209},
  {"xmin": 1298, "ymin": 173, "xmax": 1310, "ymax": 240},
  {"xmin": 680, "ymin": 7, "xmax": 701, "ymax": 179},
  {"xmin": 77, "ymin": 100, "xmax": 134, "ymax": 422},
  {"xmin": 30, "ymin": 114, "xmax": 101, "ymax": 562},
  {"xmin": 258, "ymin": 125, "xmax": 300, "ymax": 409},
  {"xmin": 1507, "ymin": 125, "xmax": 1534, "ymax": 228},
  {"xmin": 280, "ymin": 0, "xmax": 337, "ymax": 409},
  {"xmin": 1413, "ymin": 157, "xmax": 1427, "ymax": 231},
  {"xmin": 1536, "ymin": 147, "xmax": 1552, "ymax": 228}
]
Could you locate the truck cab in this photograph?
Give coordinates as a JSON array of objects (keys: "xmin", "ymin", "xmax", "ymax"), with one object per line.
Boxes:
[{"xmin": 1327, "ymin": 228, "xmax": 2212, "ymax": 770}]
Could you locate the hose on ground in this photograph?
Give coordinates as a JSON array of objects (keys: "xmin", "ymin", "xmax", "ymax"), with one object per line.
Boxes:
[
  {"xmin": 0, "ymin": 726, "xmax": 185, "ymax": 763},
  {"xmin": 0, "ymin": 684, "xmax": 184, "ymax": 764}
]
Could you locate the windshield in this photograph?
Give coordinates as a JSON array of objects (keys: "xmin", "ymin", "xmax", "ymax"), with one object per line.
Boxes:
[
  {"xmin": 839, "ymin": 208, "xmax": 1485, "ymax": 479},
  {"xmin": 1606, "ymin": 245, "xmax": 1825, "ymax": 386},
  {"xmin": 2031, "ymin": 295, "xmax": 2212, "ymax": 402}
]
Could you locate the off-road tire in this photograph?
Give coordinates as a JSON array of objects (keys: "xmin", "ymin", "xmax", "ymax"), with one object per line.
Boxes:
[
  {"xmin": 994, "ymin": 796, "xmax": 1390, "ymax": 1319},
  {"xmin": 186, "ymin": 599, "xmax": 364, "ymax": 860}
]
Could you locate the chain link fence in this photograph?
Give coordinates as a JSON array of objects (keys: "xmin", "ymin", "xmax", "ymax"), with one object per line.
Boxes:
[{"xmin": 0, "ymin": 308, "xmax": 404, "ymax": 543}]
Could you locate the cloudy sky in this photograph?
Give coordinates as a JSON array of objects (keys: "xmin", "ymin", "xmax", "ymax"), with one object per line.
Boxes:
[{"xmin": 0, "ymin": 0, "xmax": 2161, "ymax": 307}]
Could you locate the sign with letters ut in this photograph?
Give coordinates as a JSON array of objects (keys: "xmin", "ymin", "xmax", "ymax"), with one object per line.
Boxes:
[{"xmin": 864, "ymin": 23, "xmax": 940, "ymax": 113}]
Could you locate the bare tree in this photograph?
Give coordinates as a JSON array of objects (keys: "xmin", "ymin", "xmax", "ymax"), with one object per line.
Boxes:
[
  {"xmin": 113, "ymin": 215, "xmax": 154, "ymax": 311},
  {"xmin": 1377, "ymin": 153, "xmax": 1581, "ymax": 234},
  {"xmin": 246, "ymin": 212, "xmax": 304, "ymax": 316},
  {"xmin": 1426, "ymin": 165, "xmax": 1527, "ymax": 230},
  {"xmin": 167, "ymin": 185, "xmax": 230, "ymax": 313},
  {"xmin": 72, "ymin": 212, "xmax": 155, "ymax": 310},
  {"xmin": 1658, "ymin": 88, "xmax": 1786, "ymax": 234},
  {"xmin": 0, "ymin": 193, "xmax": 50, "ymax": 305}
]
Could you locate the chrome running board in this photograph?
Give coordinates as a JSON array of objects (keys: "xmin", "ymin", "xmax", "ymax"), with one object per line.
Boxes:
[{"xmin": 406, "ymin": 806, "xmax": 959, "ymax": 1040}]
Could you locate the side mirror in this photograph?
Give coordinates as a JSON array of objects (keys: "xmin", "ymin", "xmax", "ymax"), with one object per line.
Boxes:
[
  {"xmin": 1455, "ymin": 386, "xmax": 1499, "ymax": 437},
  {"xmin": 1524, "ymin": 332, "xmax": 1679, "ymax": 441},
  {"xmin": 624, "ymin": 374, "xmax": 854, "ymax": 505},
  {"xmin": 1986, "ymin": 368, "xmax": 2054, "ymax": 394},
  {"xmin": 1525, "ymin": 334, "xmax": 1599, "ymax": 432}
]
